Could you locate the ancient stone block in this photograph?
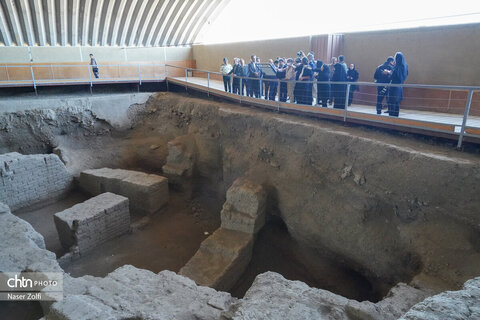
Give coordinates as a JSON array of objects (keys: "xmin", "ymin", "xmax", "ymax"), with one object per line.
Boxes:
[
  {"xmin": 179, "ymin": 228, "xmax": 254, "ymax": 292},
  {"xmin": 78, "ymin": 168, "xmax": 169, "ymax": 216},
  {"xmin": 0, "ymin": 152, "xmax": 73, "ymax": 211},
  {"xmin": 221, "ymin": 178, "xmax": 267, "ymax": 234},
  {"xmin": 162, "ymin": 135, "xmax": 196, "ymax": 195},
  {"xmin": 54, "ymin": 192, "xmax": 130, "ymax": 254}
]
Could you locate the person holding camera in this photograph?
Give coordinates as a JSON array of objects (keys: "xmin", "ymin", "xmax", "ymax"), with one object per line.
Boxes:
[{"xmin": 373, "ymin": 56, "xmax": 394, "ymax": 114}]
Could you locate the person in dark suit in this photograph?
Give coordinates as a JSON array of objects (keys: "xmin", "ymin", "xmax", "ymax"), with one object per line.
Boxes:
[
  {"xmin": 276, "ymin": 59, "xmax": 287, "ymax": 102},
  {"xmin": 373, "ymin": 56, "xmax": 394, "ymax": 114},
  {"xmin": 314, "ymin": 60, "xmax": 330, "ymax": 107},
  {"xmin": 346, "ymin": 63, "xmax": 359, "ymax": 106},
  {"xmin": 387, "ymin": 52, "xmax": 408, "ymax": 117},
  {"xmin": 248, "ymin": 55, "xmax": 261, "ymax": 98},
  {"xmin": 296, "ymin": 57, "xmax": 313, "ymax": 105},
  {"xmin": 240, "ymin": 59, "xmax": 248, "ymax": 96},
  {"xmin": 231, "ymin": 58, "xmax": 242, "ymax": 95},
  {"xmin": 332, "ymin": 62, "xmax": 348, "ymax": 109}
]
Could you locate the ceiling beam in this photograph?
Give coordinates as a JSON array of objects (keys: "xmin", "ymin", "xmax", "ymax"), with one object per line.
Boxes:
[
  {"xmin": 177, "ymin": 0, "xmax": 207, "ymax": 45},
  {"xmin": 186, "ymin": 0, "xmax": 218, "ymax": 44},
  {"xmin": 91, "ymin": 0, "xmax": 105, "ymax": 46},
  {"xmin": 137, "ymin": 0, "xmax": 160, "ymax": 46},
  {"xmin": 170, "ymin": 0, "xmax": 199, "ymax": 46},
  {"xmin": 4, "ymin": 0, "xmax": 25, "ymax": 45},
  {"xmin": 161, "ymin": 0, "xmax": 189, "ymax": 46},
  {"xmin": 0, "ymin": 4, "xmax": 12, "ymax": 46},
  {"xmin": 71, "ymin": 0, "xmax": 79, "ymax": 45},
  {"xmin": 59, "ymin": 0, "xmax": 68, "ymax": 46},
  {"xmin": 118, "ymin": 0, "xmax": 138, "ymax": 46},
  {"xmin": 46, "ymin": 0, "xmax": 57, "ymax": 45},
  {"xmin": 127, "ymin": 0, "xmax": 149, "ymax": 47},
  {"xmin": 145, "ymin": 0, "xmax": 170, "ymax": 47},
  {"xmin": 110, "ymin": 0, "xmax": 127, "ymax": 46},
  {"xmin": 153, "ymin": 0, "xmax": 180, "ymax": 46},
  {"xmin": 81, "ymin": 0, "xmax": 92, "ymax": 46},
  {"xmin": 18, "ymin": 0, "xmax": 35, "ymax": 46},
  {"xmin": 101, "ymin": 0, "xmax": 116, "ymax": 46}
]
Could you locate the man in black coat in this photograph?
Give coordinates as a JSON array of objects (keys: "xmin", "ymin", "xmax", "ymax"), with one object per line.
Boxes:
[
  {"xmin": 248, "ymin": 55, "xmax": 261, "ymax": 98},
  {"xmin": 374, "ymin": 56, "xmax": 394, "ymax": 114}
]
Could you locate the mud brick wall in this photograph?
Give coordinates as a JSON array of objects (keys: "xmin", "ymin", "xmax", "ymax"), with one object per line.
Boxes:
[
  {"xmin": 0, "ymin": 152, "xmax": 73, "ymax": 211},
  {"xmin": 54, "ymin": 192, "xmax": 130, "ymax": 254}
]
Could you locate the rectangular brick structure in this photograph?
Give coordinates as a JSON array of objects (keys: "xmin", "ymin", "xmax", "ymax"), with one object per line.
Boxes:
[
  {"xmin": 0, "ymin": 152, "xmax": 73, "ymax": 211},
  {"xmin": 54, "ymin": 192, "xmax": 130, "ymax": 254},
  {"xmin": 78, "ymin": 168, "xmax": 169, "ymax": 216}
]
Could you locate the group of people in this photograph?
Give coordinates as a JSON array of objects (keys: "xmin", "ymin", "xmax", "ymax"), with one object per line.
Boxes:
[{"xmin": 220, "ymin": 51, "xmax": 408, "ymax": 116}]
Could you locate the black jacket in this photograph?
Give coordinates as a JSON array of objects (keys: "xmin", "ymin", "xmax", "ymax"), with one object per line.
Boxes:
[{"xmin": 374, "ymin": 61, "xmax": 393, "ymax": 83}]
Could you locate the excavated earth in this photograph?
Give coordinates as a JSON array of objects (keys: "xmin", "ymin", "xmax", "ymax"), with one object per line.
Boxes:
[{"xmin": 1, "ymin": 91, "xmax": 480, "ymax": 319}]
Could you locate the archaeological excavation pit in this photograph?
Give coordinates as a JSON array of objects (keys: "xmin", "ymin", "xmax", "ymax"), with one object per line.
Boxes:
[{"xmin": 1, "ymin": 91, "xmax": 480, "ymax": 320}]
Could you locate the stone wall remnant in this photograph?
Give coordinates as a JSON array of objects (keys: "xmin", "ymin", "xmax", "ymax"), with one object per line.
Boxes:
[
  {"xmin": 78, "ymin": 168, "xmax": 169, "ymax": 216},
  {"xmin": 0, "ymin": 152, "xmax": 73, "ymax": 211},
  {"xmin": 54, "ymin": 192, "xmax": 130, "ymax": 254}
]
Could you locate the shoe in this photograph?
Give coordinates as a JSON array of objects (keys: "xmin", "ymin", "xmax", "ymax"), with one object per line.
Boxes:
[{"xmin": 376, "ymin": 111, "xmax": 381, "ymax": 115}]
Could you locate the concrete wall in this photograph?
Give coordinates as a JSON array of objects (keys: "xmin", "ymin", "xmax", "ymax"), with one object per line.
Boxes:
[
  {"xmin": 192, "ymin": 36, "xmax": 311, "ymax": 72},
  {"xmin": 0, "ymin": 152, "xmax": 73, "ymax": 211},
  {"xmin": 0, "ymin": 46, "xmax": 193, "ymax": 64},
  {"xmin": 192, "ymin": 23, "xmax": 480, "ymax": 86}
]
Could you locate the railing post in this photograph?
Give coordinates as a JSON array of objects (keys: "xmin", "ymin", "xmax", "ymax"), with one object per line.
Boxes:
[
  {"xmin": 277, "ymin": 79, "xmax": 281, "ymax": 112},
  {"xmin": 207, "ymin": 72, "xmax": 210, "ymax": 97},
  {"xmin": 87, "ymin": 65, "xmax": 93, "ymax": 94},
  {"xmin": 30, "ymin": 65, "xmax": 37, "ymax": 95},
  {"xmin": 138, "ymin": 64, "xmax": 142, "ymax": 85},
  {"xmin": 457, "ymin": 89, "xmax": 474, "ymax": 149},
  {"xmin": 344, "ymin": 83, "xmax": 351, "ymax": 123}
]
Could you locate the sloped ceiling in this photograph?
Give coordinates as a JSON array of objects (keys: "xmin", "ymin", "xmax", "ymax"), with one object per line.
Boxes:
[{"xmin": 0, "ymin": 0, "xmax": 230, "ymax": 47}]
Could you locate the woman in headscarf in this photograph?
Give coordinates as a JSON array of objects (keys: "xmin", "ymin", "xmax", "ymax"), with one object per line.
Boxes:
[
  {"xmin": 296, "ymin": 57, "xmax": 313, "ymax": 105},
  {"xmin": 346, "ymin": 63, "xmax": 359, "ymax": 106},
  {"xmin": 314, "ymin": 60, "xmax": 330, "ymax": 107},
  {"xmin": 332, "ymin": 62, "xmax": 348, "ymax": 109},
  {"xmin": 387, "ymin": 52, "xmax": 408, "ymax": 117}
]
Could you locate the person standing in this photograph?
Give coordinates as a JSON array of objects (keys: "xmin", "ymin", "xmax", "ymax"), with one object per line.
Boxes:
[
  {"xmin": 387, "ymin": 52, "xmax": 408, "ymax": 117},
  {"xmin": 231, "ymin": 58, "xmax": 242, "ymax": 95},
  {"xmin": 315, "ymin": 60, "xmax": 330, "ymax": 107},
  {"xmin": 256, "ymin": 56, "xmax": 264, "ymax": 97},
  {"xmin": 248, "ymin": 55, "xmax": 261, "ymax": 98},
  {"xmin": 241, "ymin": 59, "xmax": 249, "ymax": 96},
  {"xmin": 332, "ymin": 62, "xmax": 348, "ymax": 109},
  {"xmin": 296, "ymin": 57, "xmax": 313, "ymax": 105},
  {"xmin": 285, "ymin": 58, "xmax": 296, "ymax": 102},
  {"xmin": 276, "ymin": 58, "xmax": 288, "ymax": 102},
  {"xmin": 346, "ymin": 63, "xmax": 359, "ymax": 106},
  {"xmin": 89, "ymin": 54, "xmax": 99, "ymax": 78},
  {"xmin": 328, "ymin": 56, "xmax": 338, "ymax": 105},
  {"xmin": 307, "ymin": 52, "xmax": 317, "ymax": 104},
  {"xmin": 373, "ymin": 56, "xmax": 394, "ymax": 114},
  {"xmin": 338, "ymin": 55, "xmax": 348, "ymax": 73},
  {"xmin": 220, "ymin": 58, "xmax": 233, "ymax": 93}
]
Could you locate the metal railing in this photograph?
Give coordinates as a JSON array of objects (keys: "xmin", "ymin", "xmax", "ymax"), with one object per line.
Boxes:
[
  {"xmin": 0, "ymin": 63, "xmax": 167, "ymax": 91},
  {"xmin": 1, "ymin": 63, "xmax": 479, "ymax": 148},
  {"xmin": 165, "ymin": 65, "xmax": 480, "ymax": 149}
]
